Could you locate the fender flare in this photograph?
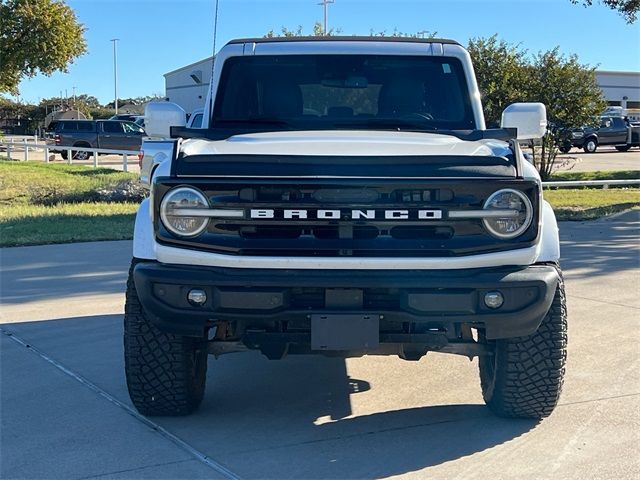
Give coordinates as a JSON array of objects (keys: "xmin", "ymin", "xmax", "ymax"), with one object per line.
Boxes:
[
  {"xmin": 536, "ymin": 200, "xmax": 560, "ymax": 263},
  {"xmin": 132, "ymin": 198, "xmax": 156, "ymax": 260}
]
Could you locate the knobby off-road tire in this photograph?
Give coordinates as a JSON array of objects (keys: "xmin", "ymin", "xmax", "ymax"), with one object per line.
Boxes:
[
  {"xmin": 124, "ymin": 259, "xmax": 208, "ymax": 416},
  {"xmin": 479, "ymin": 279, "xmax": 567, "ymax": 419}
]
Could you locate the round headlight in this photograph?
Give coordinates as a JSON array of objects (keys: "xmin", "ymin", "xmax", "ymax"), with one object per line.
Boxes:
[
  {"xmin": 160, "ymin": 187, "xmax": 210, "ymax": 237},
  {"xmin": 482, "ymin": 189, "xmax": 533, "ymax": 239}
]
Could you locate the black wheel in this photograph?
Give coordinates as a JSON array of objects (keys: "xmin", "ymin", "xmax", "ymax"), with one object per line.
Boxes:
[
  {"xmin": 60, "ymin": 151, "xmax": 68, "ymax": 160},
  {"xmin": 583, "ymin": 138, "xmax": 598, "ymax": 153},
  {"xmin": 479, "ymin": 278, "xmax": 567, "ymax": 419},
  {"xmin": 558, "ymin": 145, "xmax": 571, "ymax": 154},
  {"xmin": 615, "ymin": 145, "xmax": 631, "ymax": 152},
  {"xmin": 124, "ymin": 259, "xmax": 208, "ymax": 416}
]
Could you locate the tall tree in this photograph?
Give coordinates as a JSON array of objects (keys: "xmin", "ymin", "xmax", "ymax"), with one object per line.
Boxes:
[
  {"xmin": 525, "ymin": 48, "xmax": 606, "ymax": 178},
  {"xmin": 571, "ymin": 0, "xmax": 639, "ymax": 22},
  {"xmin": 467, "ymin": 35, "xmax": 530, "ymax": 128},
  {"xmin": 469, "ymin": 36, "xmax": 605, "ymax": 178},
  {"xmin": 0, "ymin": 0, "xmax": 87, "ymax": 94}
]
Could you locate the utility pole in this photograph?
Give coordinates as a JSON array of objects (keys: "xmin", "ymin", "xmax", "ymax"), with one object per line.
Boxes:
[
  {"xmin": 317, "ymin": 0, "xmax": 335, "ymax": 35},
  {"xmin": 111, "ymin": 38, "xmax": 120, "ymax": 114}
]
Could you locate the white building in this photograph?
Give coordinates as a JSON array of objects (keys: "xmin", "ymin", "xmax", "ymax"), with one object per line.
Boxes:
[
  {"xmin": 596, "ymin": 71, "xmax": 640, "ymax": 110},
  {"xmin": 164, "ymin": 57, "xmax": 640, "ymax": 118},
  {"xmin": 164, "ymin": 56, "xmax": 214, "ymax": 115}
]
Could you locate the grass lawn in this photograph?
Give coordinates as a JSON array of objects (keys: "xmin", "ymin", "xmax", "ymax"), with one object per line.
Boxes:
[
  {"xmin": 544, "ymin": 188, "xmax": 640, "ymax": 220},
  {"xmin": 1, "ymin": 202, "xmax": 138, "ymax": 246},
  {"xmin": 0, "ymin": 160, "xmax": 139, "ymax": 246},
  {"xmin": 549, "ymin": 170, "xmax": 640, "ymax": 182}
]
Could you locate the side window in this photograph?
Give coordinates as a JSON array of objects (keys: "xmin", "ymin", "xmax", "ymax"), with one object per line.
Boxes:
[
  {"xmin": 612, "ymin": 117, "xmax": 626, "ymax": 129},
  {"xmin": 600, "ymin": 118, "xmax": 612, "ymax": 129},
  {"xmin": 77, "ymin": 122, "xmax": 94, "ymax": 132},
  {"xmin": 191, "ymin": 114, "xmax": 203, "ymax": 128},
  {"xmin": 102, "ymin": 122, "xmax": 124, "ymax": 133},
  {"xmin": 122, "ymin": 122, "xmax": 145, "ymax": 134}
]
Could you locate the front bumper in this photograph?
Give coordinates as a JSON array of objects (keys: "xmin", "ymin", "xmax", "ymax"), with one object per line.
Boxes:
[{"xmin": 133, "ymin": 262, "xmax": 560, "ymax": 341}]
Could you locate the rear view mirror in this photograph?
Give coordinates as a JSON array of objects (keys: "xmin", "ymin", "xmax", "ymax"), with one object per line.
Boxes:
[
  {"xmin": 145, "ymin": 102, "xmax": 186, "ymax": 138},
  {"xmin": 501, "ymin": 103, "xmax": 547, "ymax": 140},
  {"xmin": 321, "ymin": 75, "xmax": 368, "ymax": 89}
]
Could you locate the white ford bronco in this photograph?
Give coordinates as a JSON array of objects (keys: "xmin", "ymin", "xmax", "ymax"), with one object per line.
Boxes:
[{"xmin": 128, "ymin": 37, "xmax": 566, "ymax": 419}]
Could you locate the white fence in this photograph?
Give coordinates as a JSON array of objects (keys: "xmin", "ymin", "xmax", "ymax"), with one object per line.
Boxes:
[{"xmin": 0, "ymin": 139, "xmax": 138, "ymax": 172}]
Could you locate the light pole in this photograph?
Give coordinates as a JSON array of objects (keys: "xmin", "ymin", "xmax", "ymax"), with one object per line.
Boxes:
[
  {"xmin": 72, "ymin": 86, "xmax": 79, "ymax": 118},
  {"xmin": 317, "ymin": 0, "xmax": 335, "ymax": 35},
  {"xmin": 110, "ymin": 38, "xmax": 119, "ymax": 114}
]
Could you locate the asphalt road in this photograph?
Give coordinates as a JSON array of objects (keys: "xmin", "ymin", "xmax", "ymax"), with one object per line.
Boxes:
[
  {"xmin": 554, "ymin": 146, "xmax": 639, "ymax": 172},
  {"xmin": 1, "ymin": 211, "xmax": 639, "ymax": 480}
]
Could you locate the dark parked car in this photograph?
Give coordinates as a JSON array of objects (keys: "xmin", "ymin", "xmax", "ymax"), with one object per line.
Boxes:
[
  {"xmin": 561, "ymin": 116, "xmax": 640, "ymax": 153},
  {"xmin": 50, "ymin": 120, "xmax": 145, "ymax": 160}
]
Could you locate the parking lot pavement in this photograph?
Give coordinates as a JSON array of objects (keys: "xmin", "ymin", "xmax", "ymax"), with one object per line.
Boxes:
[
  {"xmin": 555, "ymin": 146, "xmax": 639, "ymax": 172},
  {"xmin": 1, "ymin": 211, "xmax": 639, "ymax": 479}
]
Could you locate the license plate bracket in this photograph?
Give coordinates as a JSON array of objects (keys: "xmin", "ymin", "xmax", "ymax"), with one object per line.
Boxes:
[{"xmin": 311, "ymin": 314, "xmax": 379, "ymax": 351}]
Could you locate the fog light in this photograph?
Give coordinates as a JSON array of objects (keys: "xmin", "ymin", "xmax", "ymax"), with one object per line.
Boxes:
[
  {"xmin": 187, "ymin": 288, "xmax": 207, "ymax": 306},
  {"xmin": 484, "ymin": 291, "xmax": 504, "ymax": 309}
]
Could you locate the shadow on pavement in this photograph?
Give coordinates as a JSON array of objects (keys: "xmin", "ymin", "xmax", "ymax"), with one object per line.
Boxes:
[
  {"xmin": 0, "ymin": 242, "xmax": 131, "ymax": 305},
  {"xmin": 559, "ymin": 212, "xmax": 640, "ymax": 278},
  {"xmin": 4, "ymin": 313, "xmax": 537, "ymax": 479}
]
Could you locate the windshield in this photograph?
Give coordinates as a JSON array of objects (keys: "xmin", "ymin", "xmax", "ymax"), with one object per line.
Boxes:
[{"xmin": 212, "ymin": 54, "xmax": 475, "ymax": 131}]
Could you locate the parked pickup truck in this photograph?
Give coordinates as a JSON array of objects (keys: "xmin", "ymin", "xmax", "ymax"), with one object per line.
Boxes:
[
  {"xmin": 560, "ymin": 115, "xmax": 640, "ymax": 153},
  {"xmin": 51, "ymin": 119, "xmax": 145, "ymax": 160},
  {"xmin": 131, "ymin": 37, "xmax": 567, "ymax": 420}
]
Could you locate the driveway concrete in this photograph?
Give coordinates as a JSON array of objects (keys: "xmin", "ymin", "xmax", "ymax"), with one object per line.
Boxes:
[{"xmin": 1, "ymin": 211, "xmax": 639, "ymax": 479}]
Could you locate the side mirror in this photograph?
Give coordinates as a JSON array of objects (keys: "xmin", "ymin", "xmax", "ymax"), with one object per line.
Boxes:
[
  {"xmin": 144, "ymin": 102, "xmax": 186, "ymax": 138},
  {"xmin": 501, "ymin": 103, "xmax": 547, "ymax": 140}
]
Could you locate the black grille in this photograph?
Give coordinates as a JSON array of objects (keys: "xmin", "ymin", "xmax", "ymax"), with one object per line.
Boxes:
[{"xmin": 155, "ymin": 178, "xmax": 540, "ymax": 257}]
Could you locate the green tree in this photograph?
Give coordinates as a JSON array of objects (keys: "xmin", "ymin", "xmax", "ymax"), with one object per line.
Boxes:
[
  {"xmin": 0, "ymin": 0, "xmax": 87, "ymax": 95},
  {"xmin": 525, "ymin": 48, "xmax": 606, "ymax": 178},
  {"xmin": 571, "ymin": 0, "xmax": 639, "ymax": 22},
  {"xmin": 469, "ymin": 36, "xmax": 605, "ymax": 179},
  {"xmin": 264, "ymin": 21, "xmax": 339, "ymax": 37},
  {"xmin": 467, "ymin": 35, "xmax": 530, "ymax": 128}
]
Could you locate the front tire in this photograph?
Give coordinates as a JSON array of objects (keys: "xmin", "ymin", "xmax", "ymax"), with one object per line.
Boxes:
[
  {"xmin": 124, "ymin": 259, "xmax": 208, "ymax": 416},
  {"xmin": 615, "ymin": 145, "xmax": 631, "ymax": 152},
  {"xmin": 583, "ymin": 138, "xmax": 598, "ymax": 153},
  {"xmin": 558, "ymin": 145, "xmax": 571, "ymax": 154},
  {"xmin": 479, "ymin": 279, "xmax": 567, "ymax": 419}
]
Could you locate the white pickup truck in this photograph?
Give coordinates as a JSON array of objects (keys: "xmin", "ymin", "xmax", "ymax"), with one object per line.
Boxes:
[{"xmin": 129, "ymin": 37, "xmax": 566, "ymax": 419}]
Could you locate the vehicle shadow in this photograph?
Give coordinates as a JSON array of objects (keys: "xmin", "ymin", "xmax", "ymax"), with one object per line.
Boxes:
[
  {"xmin": 171, "ymin": 346, "xmax": 536, "ymax": 479},
  {"xmin": 0, "ymin": 241, "xmax": 131, "ymax": 305},
  {"xmin": 3, "ymin": 314, "xmax": 537, "ymax": 479},
  {"xmin": 559, "ymin": 211, "xmax": 640, "ymax": 278}
]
